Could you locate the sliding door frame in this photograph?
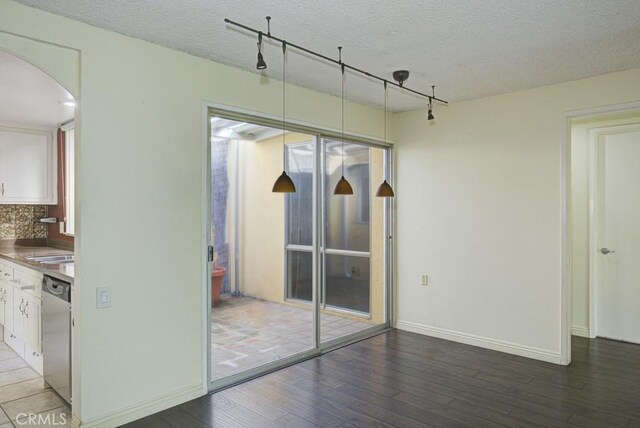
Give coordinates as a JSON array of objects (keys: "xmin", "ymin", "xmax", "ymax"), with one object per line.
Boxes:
[{"xmin": 204, "ymin": 103, "xmax": 394, "ymax": 393}]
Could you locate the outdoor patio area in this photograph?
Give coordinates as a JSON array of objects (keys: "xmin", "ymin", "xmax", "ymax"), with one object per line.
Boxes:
[{"xmin": 211, "ymin": 295, "xmax": 372, "ymax": 380}]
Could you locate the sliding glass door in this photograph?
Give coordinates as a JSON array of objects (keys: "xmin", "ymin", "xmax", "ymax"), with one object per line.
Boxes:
[
  {"xmin": 285, "ymin": 138, "xmax": 387, "ymax": 343},
  {"xmin": 209, "ymin": 109, "xmax": 391, "ymax": 391}
]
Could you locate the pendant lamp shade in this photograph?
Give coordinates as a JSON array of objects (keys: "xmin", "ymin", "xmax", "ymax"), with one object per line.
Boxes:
[
  {"xmin": 376, "ymin": 179, "xmax": 395, "ymax": 197},
  {"xmin": 334, "ymin": 175, "xmax": 354, "ymax": 195},
  {"xmin": 272, "ymin": 170, "xmax": 296, "ymax": 193}
]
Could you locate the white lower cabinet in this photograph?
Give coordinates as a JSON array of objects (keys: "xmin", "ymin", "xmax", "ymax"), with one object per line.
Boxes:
[
  {"xmin": 0, "ymin": 279, "xmax": 14, "ymax": 331},
  {"xmin": 0, "ymin": 264, "xmax": 43, "ymax": 375},
  {"xmin": 24, "ymin": 293, "xmax": 41, "ymax": 354}
]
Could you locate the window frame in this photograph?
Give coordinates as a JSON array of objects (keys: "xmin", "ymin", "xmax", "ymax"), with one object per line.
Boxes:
[{"xmin": 61, "ymin": 122, "xmax": 75, "ymax": 236}]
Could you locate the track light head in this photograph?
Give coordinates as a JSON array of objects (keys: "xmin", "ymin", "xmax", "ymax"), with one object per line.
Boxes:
[
  {"xmin": 428, "ymin": 108, "xmax": 435, "ymax": 121},
  {"xmin": 256, "ymin": 32, "xmax": 267, "ymax": 70},
  {"xmin": 256, "ymin": 51, "xmax": 267, "ymax": 70}
]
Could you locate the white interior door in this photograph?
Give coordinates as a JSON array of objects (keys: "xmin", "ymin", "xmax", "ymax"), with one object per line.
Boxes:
[{"xmin": 596, "ymin": 126, "xmax": 640, "ymax": 343}]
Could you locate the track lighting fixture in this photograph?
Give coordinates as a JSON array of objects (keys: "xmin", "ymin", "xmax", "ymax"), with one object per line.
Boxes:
[
  {"xmin": 272, "ymin": 41, "xmax": 296, "ymax": 193},
  {"xmin": 427, "ymin": 85, "xmax": 436, "ymax": 120},
  {"xmin": 225, "ymin": 17, "xmax": 448, "ymax": 107},
  {"xmin": 224, "ymin": 16, "xmax": 448, "ymax": 196},
  {"xmin": 376, "ymin": 81, "xmax": 395, "ymax": 198},
  {"xmin": 334, "ymin": 49, "xmax": 353, "ymax": 196},
  {"xmin": 256, "ymin": 32, "xmax": 267, "ymax": 70}
]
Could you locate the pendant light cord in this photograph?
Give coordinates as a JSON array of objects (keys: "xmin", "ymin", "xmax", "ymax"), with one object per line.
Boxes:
[
  {"xmin": 282, "ymin": 41, "xmax": 287, "ymax": 168},
  {"xmin": 384, "ymin": 80, "xmax": 388, "ymax": 183},
  {"xmin": 341, "ymin": 62, "xmax": 345, "ymax": 176},
  {"xmin": 384, "ymin": 80, "xmax": 387, "ymax": 144}
]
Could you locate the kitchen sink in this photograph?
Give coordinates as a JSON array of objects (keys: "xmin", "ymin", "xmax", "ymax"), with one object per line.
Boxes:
[{"xmin": 26, "ymin": 254, "xmax": 74, "ymax": 264}]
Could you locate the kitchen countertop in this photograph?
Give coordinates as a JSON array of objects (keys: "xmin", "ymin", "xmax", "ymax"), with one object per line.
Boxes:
[{"xmin": 0, "ymin": 245, "xmax": 74, "ymax": 282}]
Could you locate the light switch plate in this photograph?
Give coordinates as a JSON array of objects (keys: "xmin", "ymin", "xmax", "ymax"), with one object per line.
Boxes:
[
  {"xmin": 96, "ymin": 287, "xmax": 112, "ymax": 309},
  {"xmin": 421, "ymin": 274, "xmax": 429, "ymax": 286}
]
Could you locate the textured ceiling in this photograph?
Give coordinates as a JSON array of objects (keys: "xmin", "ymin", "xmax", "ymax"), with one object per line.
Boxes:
[
  {"xmin": 0, "ymin": 50, "xmax": 74, "ymax": 127},
  {"xmin": 12, "ymin": 0, "xmax": 640, "ymax": 111}
]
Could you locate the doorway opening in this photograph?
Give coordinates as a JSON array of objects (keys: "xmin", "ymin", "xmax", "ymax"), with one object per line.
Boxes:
[
  {"xmin": 569, "ymin": 108, "xmax": 640, "ymax": 346},
  {"xmin": 207, "ymin": 110, "xmax": 392, "ymax": 389},
  {"xmin": 0, "ymin": 49, "xmax": 75, "ymax": 420}
]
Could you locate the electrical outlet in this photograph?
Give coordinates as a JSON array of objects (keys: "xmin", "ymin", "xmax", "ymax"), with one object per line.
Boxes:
[
  {"xmin": 96, "ymin": 287, "xmax": 112, "ymax": 309},
  {"xmin": 421, "ymin": 274, "xmax": 429, "ymax": 286}
]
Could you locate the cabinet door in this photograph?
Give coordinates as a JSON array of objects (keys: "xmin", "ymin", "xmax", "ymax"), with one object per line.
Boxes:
[
  {"xmin": 23, "ymin": 295, "xmax": 41, "ymax": 354},
  {"xmin": 4, "ymin": 281, "xmax": 14, "ymax": 333},
  {"xmin": 0, "ymin": 284, "xmax": 5, "ymax": 326},
  {"xmin": 12, "ymin": 290, "xmax": 25, "ymax": 339},
  {"xmin": 0, "ymin": 129, "xmax": 54, "ymax": 204}
]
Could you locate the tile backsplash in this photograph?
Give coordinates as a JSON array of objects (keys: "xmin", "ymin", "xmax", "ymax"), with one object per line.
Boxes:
[{"xmin": 0, "ymin": 205, "xmax": 48, "ymax": 239}]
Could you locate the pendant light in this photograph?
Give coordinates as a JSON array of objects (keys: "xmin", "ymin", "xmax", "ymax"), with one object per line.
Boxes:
[
  {"xmin": 334, "ymin": 48, "xmax": 353, "ymax": 196},
  {"xmin": 376, "ymin": 80, "xmax": 395, "ymax": 198},
  {"xmin": 272, "ymin": 41, "xmax": 296, "ymax": 193}
]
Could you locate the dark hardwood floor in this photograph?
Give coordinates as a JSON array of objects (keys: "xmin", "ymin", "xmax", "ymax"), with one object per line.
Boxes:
[{"xmin": 125, "ymin": 330, "xmax": 640, "ymax": 427}]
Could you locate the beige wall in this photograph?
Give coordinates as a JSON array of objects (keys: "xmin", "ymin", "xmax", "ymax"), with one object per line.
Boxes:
[
  {"xmin": 0, "ymin": 2, "xmax": 389, "ymax": 425},
  {"xmin": 570, "ymin": 111, "xmax": 640, "ymax": 335},
  {"xmin": 395, "ymin": 68, "xmax": 640, "ymax": 364}
]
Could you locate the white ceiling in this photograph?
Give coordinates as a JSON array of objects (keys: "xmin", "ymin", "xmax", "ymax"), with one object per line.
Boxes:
[
  {"xmin": 13, "ymin": 0, "xmax": 640, "ymax": 111},
  {"xmin": 0, "ymin": 50, "xmax": 74, "ymax": 127}
]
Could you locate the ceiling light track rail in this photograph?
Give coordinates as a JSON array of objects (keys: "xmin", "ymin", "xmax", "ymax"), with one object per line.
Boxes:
[{"xmin": 224, "ymin": 17, "xmax": 448, "ymax": 105}]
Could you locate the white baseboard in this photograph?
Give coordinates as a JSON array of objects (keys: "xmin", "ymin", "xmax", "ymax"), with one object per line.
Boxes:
[
  {"xmin": 571, "ymin": 326, "xmax": 590, "ymax": 338},
  {"xmin": 396, "ymin": 320, "xmax": 563, "ymax": 365},
  {"xmin": 77, "ymin": 383, "xmax": 203, "ymax": 427}
]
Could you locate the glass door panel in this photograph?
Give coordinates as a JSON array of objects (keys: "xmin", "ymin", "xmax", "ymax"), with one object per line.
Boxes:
[
  {"xmin": 324, "ymin": 253, "xmax": 371, "ymax": 313},
  {"xmin": 209, "ymin": 117, "xmax": 316, "ymax": 386},
  {"xmin": 285, "ymin": 141, "xmax": 315, "ymax": 303},
  {"xmin": 320, "ymin": 139, "xmax": 387, "ymax": 343}
]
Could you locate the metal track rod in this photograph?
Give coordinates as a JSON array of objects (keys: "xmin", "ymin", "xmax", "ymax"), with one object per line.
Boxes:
[{"xmin": 224, "ymin": 17, "xmax": 448, "ymax": 105}]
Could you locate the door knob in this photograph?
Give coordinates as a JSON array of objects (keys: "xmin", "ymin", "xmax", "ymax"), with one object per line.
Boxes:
[{"xmin": 601, "ymin": 247, "xmax": 615, "ymax": 255}]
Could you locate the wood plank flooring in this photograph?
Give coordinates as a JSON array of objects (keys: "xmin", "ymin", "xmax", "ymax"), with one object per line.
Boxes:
[{"xmin": 125, "ymin": 331, "xmax": 640, "ymax": 427}]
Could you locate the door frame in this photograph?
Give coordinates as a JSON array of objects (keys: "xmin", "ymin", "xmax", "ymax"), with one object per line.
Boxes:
[
  {"xmin": 562, "ymin": 101, "xmax": 640, "ymax": 365},
  {"xmin": 587, "ymin": 123, "xmax": 640, "ymax": 339},
  {"xmin": 202, "ymin": 101, "xmax": 394, "ymax": 392}
]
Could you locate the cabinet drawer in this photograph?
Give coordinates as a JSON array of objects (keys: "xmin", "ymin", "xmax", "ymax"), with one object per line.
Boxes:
[{"xmin": 14, "ymin": 269, "xmax": 43, "ymax": 299}]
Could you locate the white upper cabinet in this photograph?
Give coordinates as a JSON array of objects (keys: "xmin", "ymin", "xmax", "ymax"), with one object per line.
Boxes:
[{"xmin": 0, "ymin": 126, "xmax": 57, "ymax": 204}]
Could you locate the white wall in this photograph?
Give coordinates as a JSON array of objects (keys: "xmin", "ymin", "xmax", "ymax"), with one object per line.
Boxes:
[
  {"xmin": 570, "ymin": 111, "xmax": 640, "ymax": 337},
  {"xmin": 394, "ymin": 68, "xmax": 640, "ymax": 363},
  {"xmin": 0, "ymin": 1, "xmax": 388, "ymax": 425}
]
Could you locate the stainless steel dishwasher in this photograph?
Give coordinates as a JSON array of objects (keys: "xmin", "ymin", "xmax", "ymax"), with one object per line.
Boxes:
[{"xmin": 42, "ymin": 275, "xmax": 72, "ymax": 404}]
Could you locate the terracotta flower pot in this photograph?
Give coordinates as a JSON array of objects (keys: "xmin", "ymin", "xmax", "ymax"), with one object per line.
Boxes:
[{"xmin": 211, "ymin": 266, "xmax": 226, "ymax": 307}]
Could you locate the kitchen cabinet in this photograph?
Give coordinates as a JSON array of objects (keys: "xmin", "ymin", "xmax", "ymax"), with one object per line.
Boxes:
[
  {"xmin": 0, "ymin": 279, "xmax": 14, "ymax": 331},
  {"xmin": 23, "ymin": 292, "xmax": 42, "ymax": 354},
  {"xmin": 12, "ymin": 290, "xmax": 25, "ymax": 339},
  {"xmin": 0, "ymin": 261, "xmax": 44, "ymax": 374},
  {"xmin": 0, "ymin": 127, "xmax": 57, "ymax": 204}
]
